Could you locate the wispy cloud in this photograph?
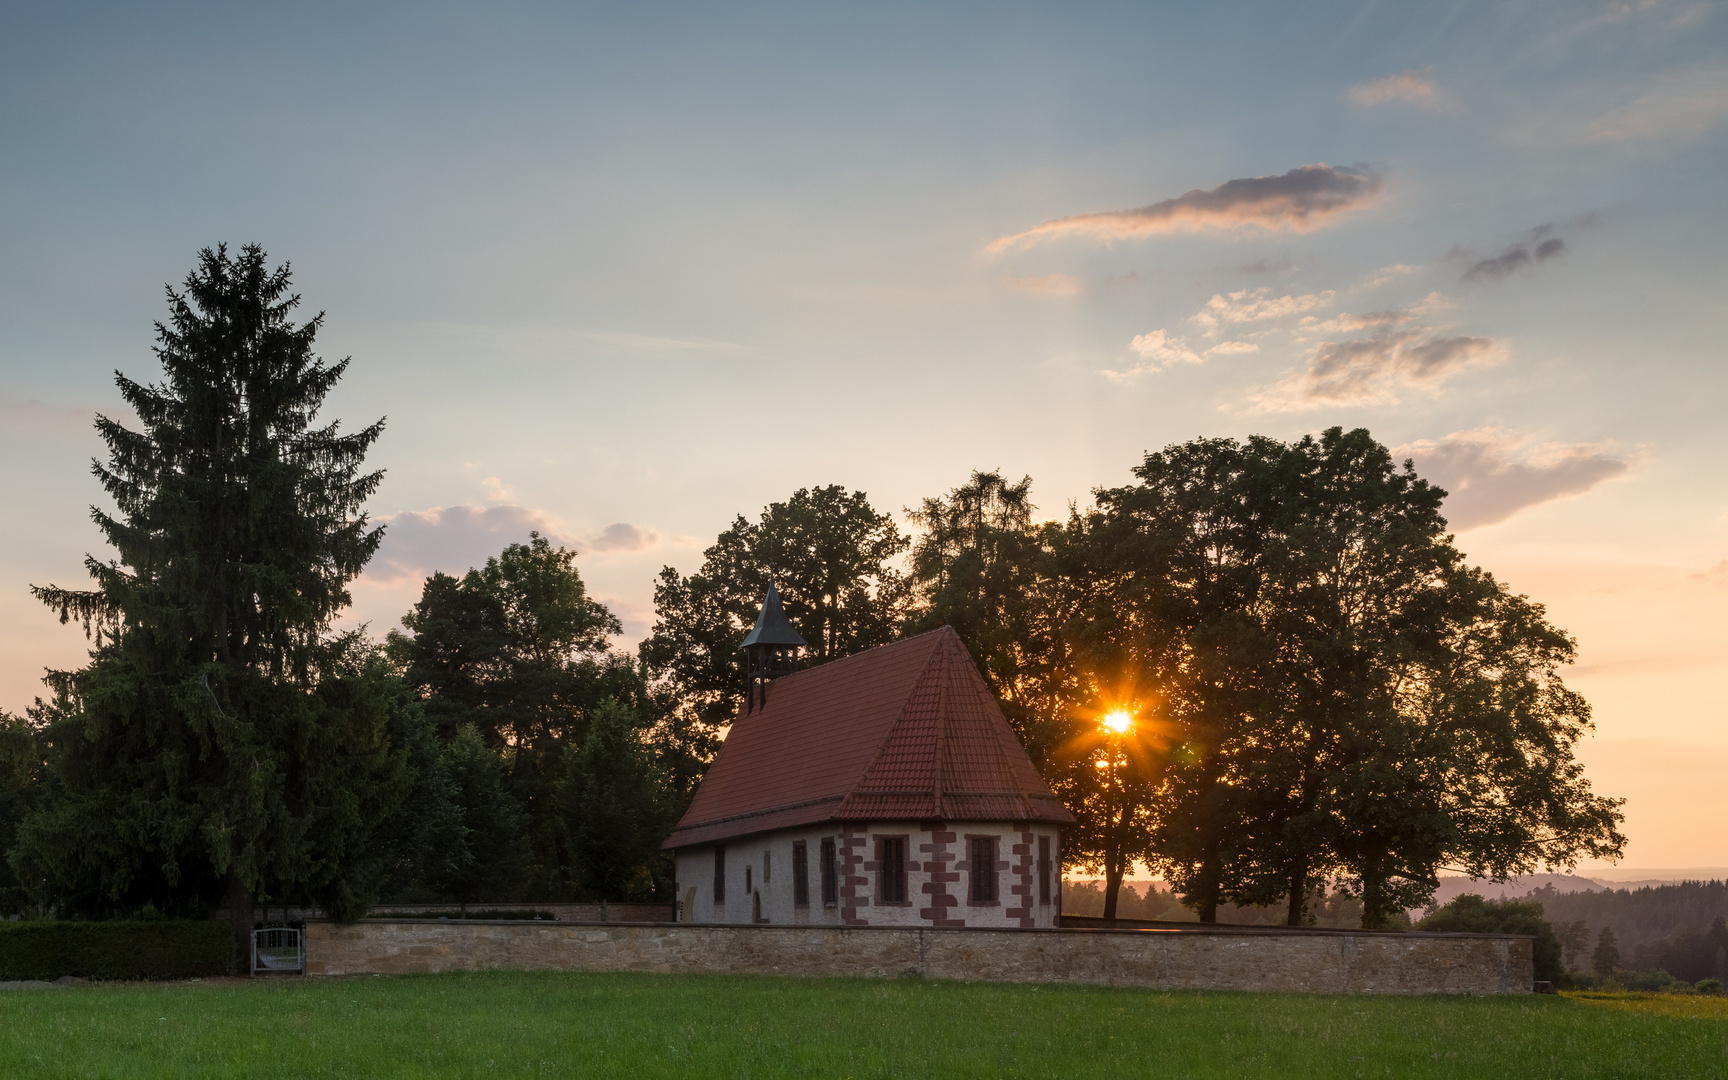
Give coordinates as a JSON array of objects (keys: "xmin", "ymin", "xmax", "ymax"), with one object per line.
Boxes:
[
  {"xmin": 1007, "ymin": 274, "xmax": 1084, "ymax": 295},
  {"xmin": 1193, "ymin": 288, "xmax": 1336, "ymax": 334},
  {"xmin": 1348, "ymin": 70, "xmax": 1442, "ymax": 109},
  {"xmin": 989, "ymin": 164, "xmax": 1383, "ymax": 251},
  {"xmin": 1249, "ymin": 331, "xmax": 1505, "ymax": 411},
  {"xmin": 1463, "ymin": 225, "xmax": 1569, "ymax": 282},
  {"xmin": 0, "ymin": 398, "xmax": 104, "ymax": 437},
  {"xmin": 1398, "ymin": 428, "xmax": 1631, "ymax": 529},
  {"xmin": 1360, "ymin": 263, "xmax": 1417, "ymax": 289},
  {"xmin": 1587, "ymin": 66, "xmax": 1728, "ymax": 141}
]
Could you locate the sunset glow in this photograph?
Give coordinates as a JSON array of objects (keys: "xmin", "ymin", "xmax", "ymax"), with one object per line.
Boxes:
[{"xmin": 1102, "ymin": 710, "xmax": 1134, "ymax": 735}]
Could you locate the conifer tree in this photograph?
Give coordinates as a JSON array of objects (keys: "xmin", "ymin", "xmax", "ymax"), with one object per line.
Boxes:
[
  {"xmin": 563, "ymin": 698, "xmax": 673, "ymax": 901},
  {"xmin": 13, "ymin": 245, "xmax": 409, "ymax": 958}
]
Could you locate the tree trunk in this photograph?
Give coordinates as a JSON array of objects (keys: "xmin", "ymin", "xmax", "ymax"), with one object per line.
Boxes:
[
  {"xmin": 1194, "ymin": 843, "xmax": 1221, "ymax": 923},
  {"xmin": 1360, "ymin": 868, "xmax": 1388, "ymax": 930},
  {"xmin": 1102, "ymin": 850, "xmax": 1124, "ymax": 921},
  {"xmin": 1285, "ymin": 857, "xmax": 1309, "ymax": 926},
  {"xmin": 226, "ymin": 871, "xmax": 253, "ymax": 976}
]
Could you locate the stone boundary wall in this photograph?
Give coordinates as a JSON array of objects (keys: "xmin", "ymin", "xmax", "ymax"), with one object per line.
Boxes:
[
  {"xmin": 305, "ymin": 920, "xmax": 1532, "ymax": 995},
  {"xmin": 367, "ymin": 903, "xmax": 674, "ymax": 923}
]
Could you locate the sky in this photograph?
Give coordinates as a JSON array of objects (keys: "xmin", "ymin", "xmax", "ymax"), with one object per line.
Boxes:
[{"xmin": 2, "ymin": 1, "xmax": 1725, "ymax": 870}]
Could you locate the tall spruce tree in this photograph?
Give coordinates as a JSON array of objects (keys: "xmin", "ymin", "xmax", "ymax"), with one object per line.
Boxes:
[{"xmin": 14, "ymin": 245, "xmax": 408, "ymax": 958}]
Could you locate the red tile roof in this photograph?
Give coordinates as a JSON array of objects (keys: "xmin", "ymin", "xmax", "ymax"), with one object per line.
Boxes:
[{"xmin": 664, "ymin": 626, "xmax": 1075, "ymax": 849}]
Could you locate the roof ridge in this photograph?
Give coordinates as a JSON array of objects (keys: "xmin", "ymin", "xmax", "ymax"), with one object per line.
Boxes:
[
  {"xmin": 932, "ymin": 635, "xmax": 948, "ymax": 816},
  {"xmin": 842, "ymin": 631, "xmax": 949, "ymax": 802},
  {"xmin": 946, "ymin": 632, "xmax": 1035, "ymax": 819},
  {"xmin": 762, "ymin": 625, "xmax": 953, "ymax": 690}
]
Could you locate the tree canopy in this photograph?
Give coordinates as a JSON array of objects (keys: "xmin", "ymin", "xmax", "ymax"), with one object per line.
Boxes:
[
  {"xmin": 638, "ymin": 484, "xmax": 908, "ymax": 743},
  {"xmin": 11, "ymin": 245, "xmax": 409, "ymax": 947}
]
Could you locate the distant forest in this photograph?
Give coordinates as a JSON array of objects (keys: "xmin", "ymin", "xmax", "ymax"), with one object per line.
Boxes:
[
  {"xmin": 1527, "ymin": 880, "xmax": 1728, "ymax": 983},
  {"xmin": 1066, "ymin": 877, "xmax": 1728, "ymax": 984}
]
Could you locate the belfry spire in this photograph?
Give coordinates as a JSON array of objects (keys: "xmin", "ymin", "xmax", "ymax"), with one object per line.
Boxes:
[{"xmin": 739, "ymin": 577, "xmax": 805, "ymax": 712}]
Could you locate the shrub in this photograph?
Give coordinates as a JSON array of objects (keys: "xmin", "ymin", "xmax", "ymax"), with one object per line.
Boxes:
[
  {"xmin": 1417, "ymin": 894, "xmax": 1563, "ymax": 984},
  {"xmin": 0, "ymin": 920, "xmax": 236, "ymax": 980},
  {"xmin": 1618, "ymin": 967, "xmax": 1681, "ymax": 992},
  {"xmin": 1694, "ymin": 977, "xmax": 1723, "ymax": 996}
]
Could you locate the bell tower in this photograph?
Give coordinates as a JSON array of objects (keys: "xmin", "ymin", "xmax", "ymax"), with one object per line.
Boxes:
[{"xmin": 739, "ymin": 580, "xmax": 806, "ymax": 712}]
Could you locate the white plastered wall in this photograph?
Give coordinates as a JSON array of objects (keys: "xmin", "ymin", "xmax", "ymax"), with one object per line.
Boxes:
[{"xmin": 674, "ymin": 820, "xmax": 1063, "ymax": 928}]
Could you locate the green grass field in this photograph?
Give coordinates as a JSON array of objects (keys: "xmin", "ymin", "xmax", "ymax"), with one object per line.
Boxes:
[{"xmin": 0, "ymin": 971, "xmax": 1722, "ymax": 1079}]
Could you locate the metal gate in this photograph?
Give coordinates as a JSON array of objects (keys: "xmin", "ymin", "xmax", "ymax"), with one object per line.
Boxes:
[{"xmin": 252, "ymin": 927, "xmax": 304, "ymax": 974}]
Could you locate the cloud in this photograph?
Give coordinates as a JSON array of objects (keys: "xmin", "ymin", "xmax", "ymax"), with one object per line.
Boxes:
[
  {"xmin": 1112, "ymin": 330, "xmax": 1203, "ymax": 375},
  {"xmin": 1237, "ymin": 257, "xmax": 1296, "ymax": 275},
  {"xmin": 1249, "ymin": 331, "xmax": 1505, "ymax": 410},
  {"xmin": 1360, "ymin": 263, "xmax": 1417, "ymax": 289},
  {"xmin": 1397, "ymin": 428, "xmax": 1631, "ymax": 529},
  {"xmin": 1348, "ymin": 70, "xmax": 1441, "ymax": 108},
  {"xmin": 584, "ymin": 522, "xmax": 661, "ymax": 553},
  {"xmin": 1008, "ymin": 274, "xmax": 1083, "ymax": 295},
  {"xmin": 369, "ymin": 504, "xmax": 574, "ymax": 584},
  {"xmin": 1587, "ymin": 66, "xmax": 1728, "ymax": 141},
  {"xmin": 1296, "ymin": 309, "xmax": 1412, "ymax": 336},
  {"xmin": 1105, "ymin": 331, "xmax": 1258, "ymax": 380},
  {"xmin": 1463, "ymin": 226, "xmax": 1569, "ymax": 282},
  {"xmin": 1688, "ymin": 560, "xmax": 1728, "ymax": 586},
  {"xmin": 1207, "ymin": 340, "xmax": 1260, "ymax": 356},
  {"xmin": 0, "ymin": 399, "xmax": 103, "ymax": 437},
  {"xmin": 988, "ymin": 164, "xmax": 1383, "ymax": 251},
  {"xmin": 1193, "ymin": 288, "xmax": 1336, "ymax": 334},
  {"xmin": 367, "ymin": 506, "xmax": 666, "ymax": 586}
]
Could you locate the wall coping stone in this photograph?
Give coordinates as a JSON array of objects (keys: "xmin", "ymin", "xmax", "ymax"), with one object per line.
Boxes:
[{"xmin": 308, "ymin": 919, "xmax": 1534, "ymax": 994}]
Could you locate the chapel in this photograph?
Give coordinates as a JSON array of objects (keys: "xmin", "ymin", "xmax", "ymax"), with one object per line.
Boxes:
[{"xmin": 665, "ymin": 585, "xmax": 1074, "ymax": 928}]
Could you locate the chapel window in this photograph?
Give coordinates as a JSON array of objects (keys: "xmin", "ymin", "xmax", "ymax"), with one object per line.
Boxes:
[
  {"xmin": 820, "ymin": 838, "xmax": 838, "ymax": 906},
  {"xmin": 878, "ymin": 837, "xmax": 907, "ymax": 904},
  {"xmin": 969, "ymin": 837, "xmax": 997, "ymax": 903},
  {"xmin": 793, "ymin": 841, "xmax": 810, "ymax": 907}
]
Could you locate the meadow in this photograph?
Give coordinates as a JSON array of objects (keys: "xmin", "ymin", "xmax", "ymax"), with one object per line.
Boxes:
[{"xmin": 0, "ymin": 970, "xmax": 1722, "ymax": 1079}]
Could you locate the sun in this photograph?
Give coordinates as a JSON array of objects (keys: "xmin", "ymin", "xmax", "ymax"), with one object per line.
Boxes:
[{"xmin": 1101, "ymin": 709, "xmax": 1134, "ymax": 735}]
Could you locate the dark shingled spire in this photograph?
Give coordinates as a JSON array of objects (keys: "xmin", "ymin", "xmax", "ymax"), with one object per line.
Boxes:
[
  {"xmin": 740, "ymin": 583, "xmax": 805, "ymax": 712},
  {"xmin": 739, "ymin": 583, "xmax": 806, "ymax": 649}
]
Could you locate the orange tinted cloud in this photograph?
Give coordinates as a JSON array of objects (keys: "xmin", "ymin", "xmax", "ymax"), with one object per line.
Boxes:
[
  {"xmin": 989, "ymin": 164, "xmax": 1383, "ymax": 252},
  {"xmin": 1348, "ymin": 70, "xmax": 1439, "ymax": 107},
  {"xmin": 1398, "ymin": 427, "xmax": 1631, "ymax": 530}
]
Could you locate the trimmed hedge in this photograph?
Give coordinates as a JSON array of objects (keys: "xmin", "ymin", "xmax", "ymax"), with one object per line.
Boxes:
[{"xmin": 0, "ymin": 920, "xmax": 237, "ymax": 981}]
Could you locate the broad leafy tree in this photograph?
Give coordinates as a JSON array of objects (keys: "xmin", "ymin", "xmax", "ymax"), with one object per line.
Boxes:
[
  {"xmin": 388, "ymin": 533, "xmax": 638, "ymax": 898},
  {"xmin": 904, "ymin": 472, "xmax": 1056, "ymax": 751},
  {"xmin": 14, "ymin": 245, "xmax": 410, "ymax": 956},
  {"xmin": 639, "ymin": 485, "xmax": 908, "ymax": 768}
]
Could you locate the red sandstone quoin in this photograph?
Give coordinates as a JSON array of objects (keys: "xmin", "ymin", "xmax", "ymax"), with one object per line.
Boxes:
[{"xmin": 666, "ymin": 591, "xmax": 1074, "ymax": 929}]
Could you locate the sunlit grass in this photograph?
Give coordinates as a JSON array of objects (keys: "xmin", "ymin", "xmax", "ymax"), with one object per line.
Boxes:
[
  {"xmin": 0, "ymin": 971, "xmax": 1722, "ymax": 1079},
  {"xmin": 1564, "ymin": 989, "xmax": 1728, "ymax": 1021}
]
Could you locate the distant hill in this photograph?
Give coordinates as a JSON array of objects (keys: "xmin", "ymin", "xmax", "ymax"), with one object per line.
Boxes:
[{"xmin": 1428, "ymin": 874, "xmax": 1607, "ymax": 907}]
